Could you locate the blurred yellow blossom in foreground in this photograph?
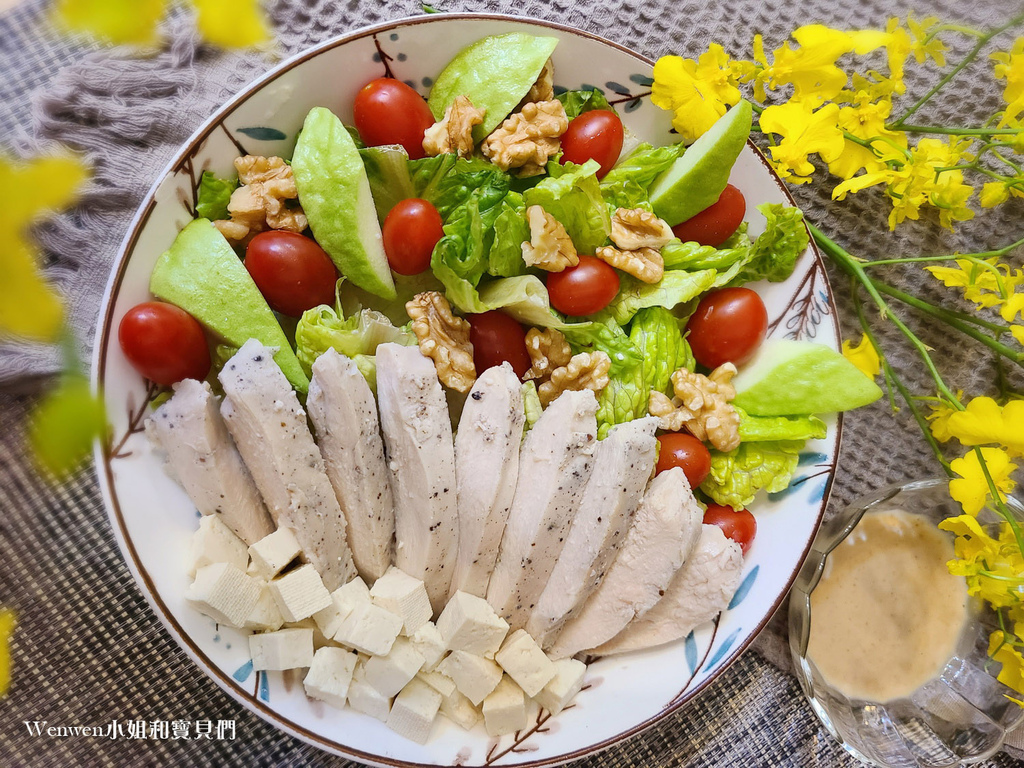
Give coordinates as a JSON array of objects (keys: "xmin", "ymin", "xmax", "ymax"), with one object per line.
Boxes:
[
  {"xmin": 0, "ymin": 609, "xmax": 14, "ymax": 697},
  {"xmin": 841, "ymin": 333, "xmax": 881, "ymax": 378}
]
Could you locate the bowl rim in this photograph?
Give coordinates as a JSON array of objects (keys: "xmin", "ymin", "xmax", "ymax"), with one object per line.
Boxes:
[{"xmin": 90, "ymin": 11, "xmax": 842, "ymax": 766}]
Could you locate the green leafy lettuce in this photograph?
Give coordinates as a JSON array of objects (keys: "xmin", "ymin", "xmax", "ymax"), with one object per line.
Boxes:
[
  {"xmin": 359, "ymin": 145, "xmax": 415, "ymax": 223},
  {"xmin": 294, "ymin": 304, "xmax": 415, "ymax": 377},
  {"xmin": 522, "ymin": 380, "xmax": 543, "ymax": 431},
  {"xmin": 700, "ymin": 440, "xmax": 803, "ymax": 509},
  {"xmin": 195, "ymin": 171, "xmax": 237, "ymax": 221},
  {"xmin": 596, "ymin": 268, "xmax": 718, "ymax": 325},
  {"xmin": 488, "ymin": 191, "xmax": 531, "ymax": 277},
  {"xmin": 595, "ymin": 307, "xmax": 691, "ymax": 437},
  {"xmin": 729, "ymin": 203, "xmax": 808, "ymax": 284},
  {"xmin": 523, "ymin": 159, "xmax": 610, "ymax": 254},
  {"xmin": 661, "ymin": 225, "xmax": 752, "ymax": 271},
  {"xmin": 556, "ymin": 88, "xmax": 613, "ymax": 120},
  {"xmin": 599, "ymin": 142, "xmax": 685, "ymax": 211},
  {"xmin": 737, "ymin": 408, "xmax": 827, "ymax": 442}
]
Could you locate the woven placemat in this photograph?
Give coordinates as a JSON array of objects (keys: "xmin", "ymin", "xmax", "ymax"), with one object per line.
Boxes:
[{"xmin": 1, "ymin": 0, "xmax": 1022, "ymax": 764}]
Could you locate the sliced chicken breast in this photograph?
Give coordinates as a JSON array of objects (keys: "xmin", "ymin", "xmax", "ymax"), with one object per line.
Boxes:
[
  {"xmin": 486, "ymin": 389, "xmax": 598, "ymax": 630},
  {"xmin": 449, "ymin": 363, "xmax": 525, "ymax": 600},
  {"xmin": 218, "ymin": 339, "xmax": 355, "ymax": 590},
  {"xmin": 375, "ymin": 343, "xmax": 458, "ymax": 614},
  {"xmin": 546, "ymin": 467, "xmax": 702, "ymax": 660},
  {"xmin": 591, "ymin": 524, "xmax": 744, "ymax": 656},
  {"xmin": 146, "ymin": 378, "xmax": 274, "ymax": 545},
  {"xmin": 525, "ymin": 417, "xmax": 658, "ymax": 647},
  {"xmin": 307, "ymin": 349, "xmax": 395, "ymax": 582}
]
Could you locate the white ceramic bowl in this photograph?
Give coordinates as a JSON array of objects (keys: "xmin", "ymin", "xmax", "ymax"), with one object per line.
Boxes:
[{"xmin": 92, "ymin": 13, "xmax": 842, "ymax": 767}]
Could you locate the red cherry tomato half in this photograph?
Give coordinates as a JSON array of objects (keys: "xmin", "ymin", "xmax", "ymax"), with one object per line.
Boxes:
[
  {"xmin": 354, "ymin": 78, "xmax": 436, "ymax": 160},
  {"xmin": 685, "ymin": 286, "xmax": 768, "ymax": 369},
  {"xmin": 671, "ymin": 184, "xmax": 747, "ymax": 247},
  {"xmin": 559, "ymin": 109, "xmax": 624, "ymax": 179},
  {"xmin": 244, "ymin": 231, "xmax": 338, "ymax": 317},
  {"xmin": 382, "ymin": 198, "xmax": 445, "ymax": 276},
  {"xmin": 655, "ymin": 433, "xmax": 712, "ymax": 488},
  {"xmin": 118, "ymin": 302, "xmax": 210, "ymax": 387},
  {"xmin": 468, "ymin": 311, "xmax": 532, "ymax": 380},
  {"xmin": 547, "ymin": 255, "xmax": 620, "ymax": 317},
  {"xmin": 703, "ymin": 503, "xmax": 757, "ymax": 555}
]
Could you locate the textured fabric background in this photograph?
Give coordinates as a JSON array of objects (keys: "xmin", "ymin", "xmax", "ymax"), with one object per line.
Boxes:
[{"xmin": 2, "ymin": 0, "xmax": 1023, "ymax": 765}]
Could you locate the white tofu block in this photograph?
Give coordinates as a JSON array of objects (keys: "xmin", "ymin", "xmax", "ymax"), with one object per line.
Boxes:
[
  {"xmin": 417, "ymin": 669, "xmax": 456, "ymax": 697},
  {"xmin": 348, "ymin": 662, "xmax": 392, "ymax": 722},
  {"xmin": 439, "ymin": 689, "xmax": 481, "ymax": 731},
  {"xmin": 363, "ymin": 637, "xmax": 425, "ymax": 697},
  {"xmin": 534, "ymin": 658, "xmax": 587, "ymax": 715},
  {"xmin": 312, "ymin": 578, "xmax": 369, "ymax": 638},
  {"xmin": 436, "ymin": 591, "xmax": 509, "ymax": 657},
  {"xmin": 187, "ymin": 514, "xmax": 248, "ymax": 577},
  {"xmin": 386, "ymin": 678, "xmax": 442, "ymax": 745},
  {"xmin": 247, "ymin": 526, "xmax": 302, "ymax": 580},
  {"xmin": 243, "ymin": 584, "xmax": 285, "ymax": 632},
  {"xmin": 291, "ymin": 617, "xmax": 335, "ymax": 650},
  {"xmin": 269, "ymin": 564, "xmax": 333, "ymax": 623},
  {"xmin": 335, "ymin": 602, "xmax": 403, "ymax": 656},
  {"xmin": 187, "ymin": 562, "xmax": 262, "ymax": 628},
  {"xmin": 408, "ymin": 622, "xmax": 446, "ymax": 671},
  {"xmin": 303, "ymin": 647, "xmax": 358, "ymax": 709},
  {"xmin": 249, "ymin": 627, "xmax": 314, "ymax": 671},
  {"xmin": 495, "ymin": 629, "xmax": 557, "ymax": 697},
  {"xmin": 483, "ymin": 676, "xmax": 528, "ymax": 736},
  {"xmin": 370, "ymin": 566, "xmax": 432, "ymax": 636},
  {"xmin": 437, "ymin": 650, "xmax": 503, "ymax": 706}
]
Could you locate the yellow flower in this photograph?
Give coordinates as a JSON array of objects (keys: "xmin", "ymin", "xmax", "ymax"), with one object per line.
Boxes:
[
  {"xmin": 192, "ymin": 0, "xmax": 268, "ymax": 48},
  {"xmin": 759, "ymin": 101, "xmax": 845, "ymax": 183},
  {"xmin": 926, "ymin": 257, "xmax": 1024, "ymax": 322},
  {"xmin": 945, "ymin": 397, "xmax": 1024, "ymax": 458},
  {"xmin": 949, "ymin": 447, "xmax": 1017, "ymax": 516},
  {"xmin": 1014, "ymin": 325, "xmax": 1024, "ymax": 346},
  {"xmin": 924, "ymin": 391, "xmax": 963, "ymax": 443},
  {"xmin": 828, "ymin": 93, "xmax": 906, "ymax": 179},
  {"xmin": 652, "ymin": 46, "xmax": 742, "ymax": 143},
  {"xmin": 768, "ymin": 25, "xmax": 856, "ymax": 106},
  {"xmin": 0, "ymin": 609, "xmax": 13, "ymax": 697},
  {"xmin": 0, "ymin": 155, "xmax": 88, "ymax": 342},
  {"xmin": 882, "ymin": 18, "xmax": 912, "ymax": 94},
  {"xmin": 907, "ymin": 15, "xmax": 948, "ymax": 66},
  {"xmin": 989, "ymin": 631, "xmax": 1024, "ymax": 694},
  {"xmin": 941, "ymin": 514, "xmax": 1024, "ymax": 609},
  {"xmin": 841, "ymin": 334, "xmax": 881, "ymax": 378},
  {"xmin": 993, "ymin": 38, "xmax": 1024, "ymax": 127}
]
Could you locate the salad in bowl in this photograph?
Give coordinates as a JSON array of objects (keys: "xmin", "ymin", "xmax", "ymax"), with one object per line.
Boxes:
[{"xmin": 95, "ymin": 14, "xmax": 880, "ymax": 766}]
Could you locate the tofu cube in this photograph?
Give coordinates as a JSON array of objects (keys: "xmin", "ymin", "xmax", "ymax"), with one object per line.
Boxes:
[
  {"xmin": 437, "ymin": 650, "xmax": 503, "ymax": 706},
  {"xmin": 249, "ymin": 627, "xmax": 314, "ymax": 671},
  {"xmin": 483, "ymin": 676, "xmax": 528, "ymax": 737},
  {"xmin": 290, "ymin": 617, "xmax": 335, "ymax": 650},
  {"xmin": 495, "ymin": 629, "xmax": 557, "ymax": 697},
  {"xmin": 386, "ymin": 678, "xmax": 441, "ymax": 745},
  {"xmin": 347, "ymin": 661, "xmax": 392, "ymax": 722},
  {"xmin": 334, "ymin": 602, "xmax": 403, "ymax": 656},
  {"xmin": 269, "ymin": 564, "xmax": 332, "ymax": 623},
  {"xmin": 243, "ymin": 584, "xmax": 285, "ymax": 632},
  {"xmin": 312, "ymin": 578, "xmax": 370, "ymax": 639},
  {"xmin": 187, "ymin": 514, "xmax": 248, "ymax": 577},
  {"xmin": 417, "ymin": 669, "xmax": 456, "ymax": 697},
  {"xmin": 303, "ymin": 647, "xmax": 358, "ymax": 709},
  {"xmin": 408, "ymin": 622, "xmax": 446, "ymax": 671},
  {"xmin": 439, "ymin": 689, "xmax": 481, "ymax": 731},
  {"xmin": 363, "ymin": 637, "xmax": 425, "ymax": 697},
  {"xmin": 436, "ymin": 591, "xmax": 509, "ymax": 657},
  {"xmin": 187, "ymin": 562, "xmax": 262, "ymax": 628},
  {"xmin": 534, "ymin": 658, "xmax": 587, "ymax": 715},
  {"xmin": 370, "ymin": 567, "xmax": 432, "ymax": 636},
  {"xmin": 247, "ymin": 527, "xmax": 302, "ymax": 580}
]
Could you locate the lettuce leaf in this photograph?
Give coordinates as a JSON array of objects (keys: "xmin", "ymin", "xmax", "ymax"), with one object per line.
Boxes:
[
  {"xmin": 661, "ymin": 225, "xmax": 752, "ymax": 271},
  {"xmin": 359, "ymin": 144, "xmax": 415, "ymax": 223},
  {"xmin": 601, "ymin": 142, "xmax": 685, "ymax": 190},
  {"xmin": 556, "ymin": 88, "xmax": 613, "ymax": 120},
  {"xmin": 595, "ymin": 268, "xmax": 718, "ymax": 325},
  {"xmin": 559, "ymin": 318, "xmax": 642, "ymax": 375},
  {"xmin": 523, "ymin": 159, "xmax": 610, "ymax": 254},
  {"xmin": 700, "ymin": 440, "xmax": 803, "ymax": 509},
  {"xmin": 737, "ymin": 408, "xmax": 827, "ymax": 442},
  {"xmin": 729, "ymin": 203, "xmax": 808, "ymax": 284},
  {"xmin": 595, "ymin": 307, "xmax": 690, "ymax": 437},
  {"xmin": 294, "ymin": 304, "xmax": 415, "ymax": 376},
  {"xmin": 488, "ymin": 191, "xmax": 531, "ymax": 277},
  {"xmin": 522, "ymin": 380, "xmax": 543, "ymax": 431},
  {"xmin": 195, "ymin": 171, "xmax": 237, "ymax": 221}
]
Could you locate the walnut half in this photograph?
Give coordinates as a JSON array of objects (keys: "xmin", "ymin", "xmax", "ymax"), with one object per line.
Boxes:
[
  {"xmin": 422, "ymin": 95, "xmax": 486, "ymax": 159},
  {"xmin": 213, "ymin": 155, "xmax": 307, "ymax": 246},
  {"xmin": 522, "ymin": 206, "xmax": 578, "ymax": 272},
  {"xmin": 481, "ymin": 100, "xmax": 568, "ymax": 177},
  {"xmin": 610, "ymin": 207, "xmax": 674, "ymax": 250},
  {"xmin": 648, "ymin": 364, "xmax": 740, "ymax": 452},
  {"xmin": 524, "ymin": 328, "xmax": 573, "ymax": 382},
  {"xmin": 596, "ymin": 245, "xmax": 664, "ymax": 284},
  {"xmin": 406, "ymin": 292, "xmax": 476, "ymax": 393},
  {"xmin": 538, "ymin": 351, "xmax": 611, "ymax": 407}
]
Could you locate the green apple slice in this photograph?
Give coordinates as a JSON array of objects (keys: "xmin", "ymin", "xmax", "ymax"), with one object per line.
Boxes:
[{"xmin": 292, "ymin": 106, "xmax": 397, "ymax": 300}]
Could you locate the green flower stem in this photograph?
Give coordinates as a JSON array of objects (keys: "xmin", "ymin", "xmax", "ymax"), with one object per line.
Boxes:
[
  {"xmin": 975, "ymin": 445, "xmax": 1024, "ymax": 552},
  {"xmin": 896, "ymin": 125, "xmax": 1024, "ymax": 137},
  {"xmin": 890, "ymin": 11, "xmax": 1024, "ymax": 129},
  {"xmin": 859, "ymin": 236, "xmax": 1024, "ymax": 265},
  {"xmin": 925, "ymin": 24, "xmax": 984, "ymax": 40},
  {"xmin": 875, "ymin": 280, "xmax": 1012, "ymax": 334}
]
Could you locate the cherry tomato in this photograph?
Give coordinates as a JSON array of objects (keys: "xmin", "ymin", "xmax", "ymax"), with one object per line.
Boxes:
[
  {"xmin": 547, "ymin": 255, "xmax": 620, "ymax": 316},
  {"xmin": 685, "ymin": 286, "xmax": 768, "ymax": 368},
  {"xmin": 656, "ymin": 433, "xmax": 712, "ymax": 488},
  {"xmin": 468, "ymin": 311, "xmax": 532, "ymax": 379},
  {"xmin": 671, "ymin": 184, "xmax": 747, "ymax": 247},
  {"xmin": 353, "ymin": 78, "xmax": 436, "ymax": 159},
  {"xmin": 559, "ymin": 109, "xmax": 624, "ymax": 179},
  {"xmin": 382, "ymin": 198, "xmax": 445, "ymax": 276},
  {"xmin": 245, "ymin": 231, "xmax": 338, "ymax": 317},
  {"xmin": 118, "ymin": 302, "xmax": 210, "ymax": 386},
  {"xmin": 703, "ymin": 503, "xmax": 757, "ymax": 555}
]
